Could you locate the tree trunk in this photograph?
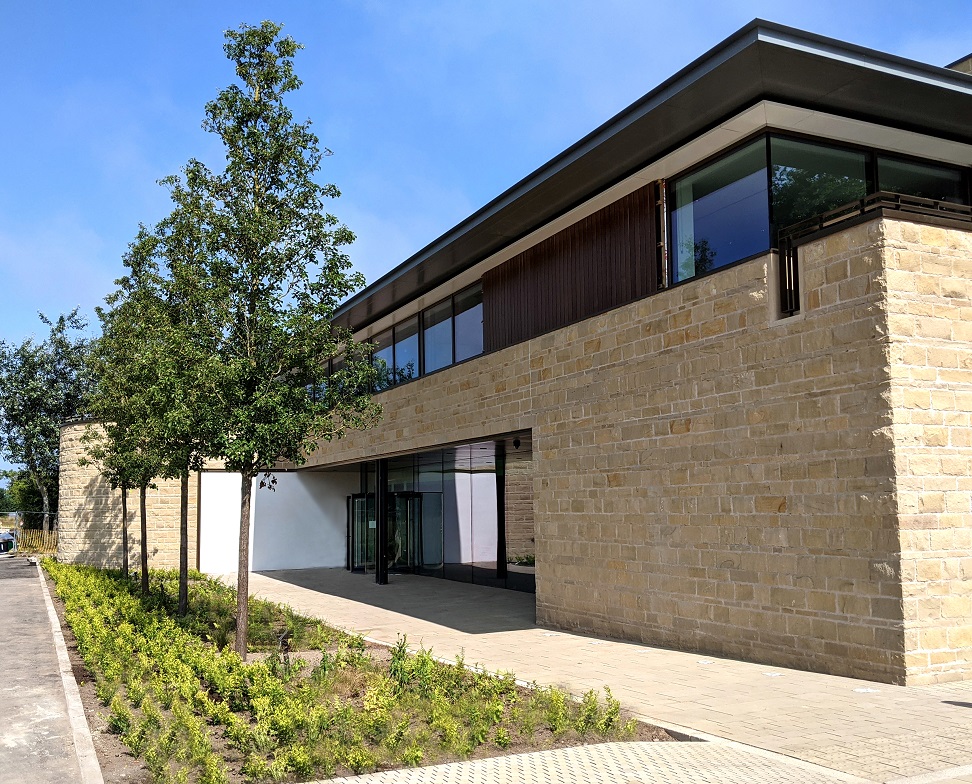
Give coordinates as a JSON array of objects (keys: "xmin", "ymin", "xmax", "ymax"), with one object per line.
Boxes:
[
  {"xmin": 178, "ymin": 471, "xmax": 189, "ymax": 616},
  {"xmin": 121, "ymin": 484, "xmax": 130, "ymax": 580},
  {"xmin": 27, "ymin": 468, "xmax": 51, "ymax": 534},
  {"xmin": 139, "ymin": 484, "xmax": 149, "ymax": 596},
  {"xmin": 39, "ymin": 484, "xmax": 51, "ymax": 534},
  {"xmin": 234, "ymin": 471, "xmax": 254, "ymax": 660}
]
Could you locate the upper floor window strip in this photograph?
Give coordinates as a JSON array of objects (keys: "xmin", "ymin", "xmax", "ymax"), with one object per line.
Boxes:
[
  {"xmin": 668, "ymin": 133, "xmax": 970, "ymax": 287},
  {"xmin": 357, "ymin": 282, "xmax": 483, "ymax": 391}
]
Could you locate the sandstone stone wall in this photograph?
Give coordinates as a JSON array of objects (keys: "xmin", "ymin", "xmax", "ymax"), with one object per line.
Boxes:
[
  {"xmin": 883, "ymin": 221, "xmax": 972, "ymax": 684},
  {"xmin": 302, "ymin": 216, "xmax": 921, "ymax": 683},
  {"xmin": 54, "ymin": 216, "xmax": 972, "ymax": 684},
  {"xmin": 504, "ymin": 457, "xmax": 535, "ymax": 559},
  {"xmin": 58, "ymin": 422, "xmax": 198, "ymax": 570}
]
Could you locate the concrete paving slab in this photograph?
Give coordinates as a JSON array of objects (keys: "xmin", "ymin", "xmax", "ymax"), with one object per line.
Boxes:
[
  {"xmin": 246, "ymin": 567, "xmax": 972, "ymax": 783},
  {"xmin": 320, "ymin": 741, "xmax": 867, "ymax": 784}
]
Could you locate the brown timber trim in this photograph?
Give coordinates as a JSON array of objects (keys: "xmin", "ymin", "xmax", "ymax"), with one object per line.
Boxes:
[{"xmin": 483, "ymin": 184, "xmax": 657, "ymax": 352}]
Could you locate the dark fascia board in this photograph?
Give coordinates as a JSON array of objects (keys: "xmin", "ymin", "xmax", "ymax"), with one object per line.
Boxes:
[{"xmin": 333, "ymin": 19, "xmax": 972, "ymax": 333}]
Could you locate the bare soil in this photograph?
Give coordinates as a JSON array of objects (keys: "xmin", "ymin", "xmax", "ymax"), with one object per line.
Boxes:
[{"xmin": 44, "ymin": 571, "xmax": 674, "ymax": 783}]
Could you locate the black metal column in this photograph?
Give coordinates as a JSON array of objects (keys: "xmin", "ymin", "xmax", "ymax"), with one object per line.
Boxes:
[
  {"xmin": 375, "ymin": 458, "xmax": 389, "ymax": 585},
  {"xmin": 495, "ymin": 444, "xmax": 507, "ymax": 580},
  {"xmin": 345, "ymin": 495, "xmax": 352, "ymax": 571}
]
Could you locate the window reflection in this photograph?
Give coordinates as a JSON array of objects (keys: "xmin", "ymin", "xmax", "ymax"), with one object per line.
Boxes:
[
  {"xmin": 770, "ymin": 138, "xmax": 868, "ymax": 233},
  {"xmin": 877, "ymin": 157, "xmax": 966, "ymax": 204},
  {"xmin": 423, "ymin": 300, "xmax": 453, "ymax": 374},
  {"xmin": 454, "ymin": 285, "xmax": 483, "ymax": 362},
  {"xmin": 671, "ymin": 140, "xmax": 770, "ymax": 283},
  {"xmin": 394, "ymin": 317, "xmax": 419, "ymax": 384},
  {"xmin": 365, "ymin": 283, "xmax": 485, "ymax": 391},
  {"xmin": 372, "ymin": 328, "xmax": 394, "ymax": 391}
]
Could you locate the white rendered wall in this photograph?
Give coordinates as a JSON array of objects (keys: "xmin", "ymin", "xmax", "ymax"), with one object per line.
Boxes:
[
  {"xmin": 199, "ymin": 470, "xmax": 356, "ymax": 574},
  {"xmin": 198, "ymin": 472, "xmax": 255, "ymax": 575},
  {"xmin": 250, "ymin": 471, "xmax": 357, "ymax": 571}
]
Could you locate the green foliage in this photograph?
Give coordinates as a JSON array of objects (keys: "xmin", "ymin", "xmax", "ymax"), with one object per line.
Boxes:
[
  {"xmin": 84, "ymin": 237, "xmax": 170, "ymax": 493},
  {"xmin": 401, "ymin": 745, "xmax": 424, "ymax": 766},
  {"xmin": 0, "ymin": 311, "xmax": 91, "ymax": 529},
  {"xmin": 179, "ymin": 20, "xmax": 380, "ymax": 475},
  {"xmin": 0, "ymin": 469, "xmax": 46, "ymax": 518},
  {"xmin": 110, "ymin": 19, "xmax": 382, "ymax": 653},
  {"xmin": 772, "ymin": 163, "xmax": 868, "ymax": 234},
  {"xmin": 46, "ymin": 561, "xmax": 637, "ymax": 782},
  {"xmin": 108, "ymin": 694, "xmax": 133, "ymax": 734},
  {"xmin": 507, "ymin": 554, "xmax": 536, "ymax": 567}
]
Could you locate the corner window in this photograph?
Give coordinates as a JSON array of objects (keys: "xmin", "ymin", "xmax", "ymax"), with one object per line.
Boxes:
[
  {"xmin": 877, "ymin": 157, "xmax": 966, "ymax": 204},
  {"xmin": 670, "ymin": 139, "xmax": 769, "ymax": 283},
  {"xmin": 770, "ymin": 138, "xmax": 868, "ymax": 233}
]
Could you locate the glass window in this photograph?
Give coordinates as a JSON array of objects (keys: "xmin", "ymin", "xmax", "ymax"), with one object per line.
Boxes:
[
  {"xmin": 325, "ymin": 352, "xmax": 347, "ymax": 396},
  {"xmin": 394, "ymin": 317, "xmax": 419, "ymax": 384},
  {"xmin": 372, "ymin": 327, "xmax": 394, "ymax": 391},
  {"xmin": 423, "ymin": 299, "xmax": 453, "ymax": 373},
  {"xmin": 877, "ymin": 157, "xmax": 966, "ymax": 204},
  {"xmin": 671, "ymin": 139, "xmax": 770, "ymax": 283},
  {"xmin": 770, "ymin": 137, "xmax": 868, "ymax": 233},
  {"xmin": 453, "ymin": 284, "xmax": 483, "ymax": 362}
]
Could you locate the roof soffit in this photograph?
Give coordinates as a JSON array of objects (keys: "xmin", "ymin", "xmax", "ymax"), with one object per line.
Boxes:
[{"xmin": 335, "ymin": 22, "xmax": 972, "ymax": 332}]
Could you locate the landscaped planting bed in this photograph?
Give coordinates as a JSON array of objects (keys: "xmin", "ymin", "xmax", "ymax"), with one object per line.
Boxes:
[{"xmin": 45, "ymin": 561, "xmax": 667, "ymax": 783}]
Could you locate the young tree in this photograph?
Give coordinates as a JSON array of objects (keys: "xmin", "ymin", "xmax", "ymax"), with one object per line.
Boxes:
[
  {"xmin": 85, "ymin": 235, "xmax": 167, "ymax": 594},
  {"xmin": 159, "ymin": 21, "xmax": 380, "ymax": 657},
  {"xmin": 0, "ymin": 311, "xmax": 91, "ymax": 533}
]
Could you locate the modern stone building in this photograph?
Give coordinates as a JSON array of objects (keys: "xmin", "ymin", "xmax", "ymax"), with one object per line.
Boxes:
[{"xmin": 60, "ymin": 21, "xmax": 972, "ymax": 685}]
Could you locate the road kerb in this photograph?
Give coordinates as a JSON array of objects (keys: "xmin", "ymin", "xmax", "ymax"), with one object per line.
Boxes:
[{"xmin": 36, "ymin": 559, "xmax": 105, "ymax": 784}]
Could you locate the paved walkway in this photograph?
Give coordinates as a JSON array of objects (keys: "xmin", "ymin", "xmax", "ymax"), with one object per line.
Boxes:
[
  {"xmin": 247, "ymin": 568, "xmax": 972, "ymax": 784},
  {"xmin": 326, "ymin": 741, "xmax": 865, "ymax": 784},
  {"xmin": 0, "ymin": 557, "xmax": 101, "ymax": 784}
]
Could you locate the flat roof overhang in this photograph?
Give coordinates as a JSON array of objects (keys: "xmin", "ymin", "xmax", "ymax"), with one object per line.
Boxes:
[{"xmin": 333, "ymin": 19, "xmax": 972, "ymax": 334}]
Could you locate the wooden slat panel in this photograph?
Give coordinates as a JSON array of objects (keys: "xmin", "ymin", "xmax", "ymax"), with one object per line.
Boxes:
[{"xmin": 483, "ymin": 184, "xmax": 657, "ymax": 352}]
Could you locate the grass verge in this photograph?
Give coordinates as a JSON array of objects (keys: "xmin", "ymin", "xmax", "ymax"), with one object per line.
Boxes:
[{"xmin": 45, "ymin": 561, "xmax": 646, "ymax": 783}]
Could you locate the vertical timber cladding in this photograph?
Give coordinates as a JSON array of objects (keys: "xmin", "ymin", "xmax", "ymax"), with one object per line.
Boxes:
[{"xmin": 483, "ymin": 185, "xmax": 657, "ymax": 351}]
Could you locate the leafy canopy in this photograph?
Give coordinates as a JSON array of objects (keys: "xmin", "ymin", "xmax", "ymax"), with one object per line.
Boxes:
[
  {"xmin": 160, "ymin": 20, "xmax": 378, "ymax": 479},
  {"xmin": 0, "ymin": 310, "xmax": 91, "ymax": 499},
  {"xmin": 83, "ymin": 231, "xmax": 173, "ymax": 492}
]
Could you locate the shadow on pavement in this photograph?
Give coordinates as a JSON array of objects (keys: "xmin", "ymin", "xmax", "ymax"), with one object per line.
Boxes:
[{"xmin": 255, "ymin": 567, "xmax": 537, "ymax": 635}]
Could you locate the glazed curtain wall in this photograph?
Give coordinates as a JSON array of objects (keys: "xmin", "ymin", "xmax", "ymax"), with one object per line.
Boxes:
[{"xmin": 670, "ymin": 135, "xmax": 969, "ymax": 284}]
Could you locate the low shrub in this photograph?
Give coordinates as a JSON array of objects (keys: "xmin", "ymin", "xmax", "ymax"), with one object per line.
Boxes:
[{"xmin": 45, "ymin": 561, "xmax": 637, "ymax": 783}]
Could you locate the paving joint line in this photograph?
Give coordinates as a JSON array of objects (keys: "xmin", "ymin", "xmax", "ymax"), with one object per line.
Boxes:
[
  {"xmin": 886, "ymin": 764, "xmax": 972, "ymax": 784},
  {"xmin": 35, "ymin": 558, "xmax": 105, "ymax": 784},
  {"xmin": 629, "ymin": 713, "xmax": 877, "ymax": 783},
  {"xmin": 363, "ymin": 628, "xmax": 880, "ymax": 784},
  {"xmin": 254, "ymin": 578, "xmax": 969, "ymax": 784}
]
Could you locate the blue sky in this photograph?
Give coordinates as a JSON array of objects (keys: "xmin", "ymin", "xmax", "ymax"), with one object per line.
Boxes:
[{"xmin": 0, "ymin": 0, "xmax": 970, "ymax": 476}]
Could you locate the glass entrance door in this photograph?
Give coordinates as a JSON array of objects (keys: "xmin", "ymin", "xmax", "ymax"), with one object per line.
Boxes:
[
  {"xmin": 349, "ymin": 493, "xmax": 376, "ymax": 574},
  {"xmin": 388, "ymin": 492, "xmax": 422, "ymax": 572}
]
